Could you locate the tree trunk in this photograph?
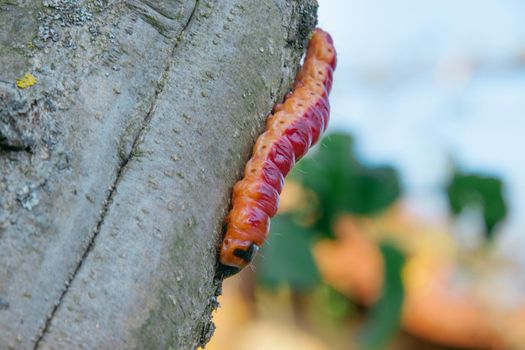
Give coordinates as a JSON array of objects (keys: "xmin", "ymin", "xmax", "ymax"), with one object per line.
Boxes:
[{"xmin": 0, "ymin": 0, "xmax": 316, "ymax": 348}]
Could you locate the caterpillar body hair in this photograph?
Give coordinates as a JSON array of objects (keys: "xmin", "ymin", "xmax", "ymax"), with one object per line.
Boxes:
[{"xmin": 218, "ymin": 28, "xmax": 336, "ymax": 277}]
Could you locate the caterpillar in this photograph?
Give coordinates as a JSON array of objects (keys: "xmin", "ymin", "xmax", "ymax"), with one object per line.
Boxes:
[{"xmin": 218, "ymin": 28, "xmax": 336, "ymax": 277}]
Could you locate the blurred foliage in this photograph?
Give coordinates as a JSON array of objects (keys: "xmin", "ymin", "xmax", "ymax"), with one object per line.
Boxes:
[
  {"xmin": 446, "ymin": 170, "xmax": 507, "ymax": 240},
  {"xmin": 312, "ymin": 284, "xmax": 355, "ymax": 323},
  {"xmin": 359, "ymin": 242, "xmax": 405, "ymax": 349},
  {"xmin": 256, "ymin": 214, "xmax": 321, "ymax": 290},
  {"xmin": 290, "ymin": 133, "xmax": 401, "ymax": 236},
  {"xmin": 246, "ymin": 130, "xmax": 515, "ymax": 349}
]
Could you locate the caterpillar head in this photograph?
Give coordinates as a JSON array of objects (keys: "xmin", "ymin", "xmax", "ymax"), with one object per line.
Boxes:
[{"xmin": 217, "ymin": 238, "xmax": 259, "ymax": 278}]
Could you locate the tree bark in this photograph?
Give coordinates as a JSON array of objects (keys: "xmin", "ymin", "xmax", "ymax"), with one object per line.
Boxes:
[{"xmin": 0, "ymin": 0, "xmax": 316, "ymax": 348}]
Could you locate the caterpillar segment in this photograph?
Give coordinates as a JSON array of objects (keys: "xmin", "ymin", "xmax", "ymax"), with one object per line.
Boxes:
[{"xmin": 218, "ymin": 28, "xmax": 336, "ymax": 277}]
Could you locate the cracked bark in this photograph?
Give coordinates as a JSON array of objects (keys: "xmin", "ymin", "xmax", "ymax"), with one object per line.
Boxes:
[{"xmin": 0, "ymin": 0, "xmax": 317, "ymax": 349}]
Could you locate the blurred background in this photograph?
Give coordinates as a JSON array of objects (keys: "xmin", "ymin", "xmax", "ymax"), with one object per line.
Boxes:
[{"xmin": 206, "ymin": 1, "xmax": 525, "ymax": 349}]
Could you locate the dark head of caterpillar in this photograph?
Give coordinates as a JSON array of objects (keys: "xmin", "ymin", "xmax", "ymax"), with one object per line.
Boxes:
[{"xmin": 217, "ymin": 239, "xmax": 259, "ymax": 278}]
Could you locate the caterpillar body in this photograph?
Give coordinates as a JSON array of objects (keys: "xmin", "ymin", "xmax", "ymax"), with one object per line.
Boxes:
[{"xmin": 218, "ymin": 28, "xmax": 336, "ymax": 277}]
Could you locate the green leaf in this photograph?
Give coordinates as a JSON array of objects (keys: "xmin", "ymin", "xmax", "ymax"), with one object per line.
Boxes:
[
  {"xmin": 359, "ymin": 242, "xmax": 405, "ymax": 350},
  {"xmin": 446, "ymin": 170, "xmax": 507, "ymax": 241},
  {"xmin": 291, "ymin": 133, "xmax": 401, "ymax": 235},
  {"xmin": 317, "ymin": 284, "xmax": 355, "ymax": 322},
  {"xmin": 255, "ymin": 214, "xmax": 321, "ymax": 290}
]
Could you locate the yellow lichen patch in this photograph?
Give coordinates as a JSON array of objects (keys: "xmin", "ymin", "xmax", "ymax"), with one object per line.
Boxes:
[{"xmin": 16, "ymin": 73, "xmax": 37, "ymax": 89}]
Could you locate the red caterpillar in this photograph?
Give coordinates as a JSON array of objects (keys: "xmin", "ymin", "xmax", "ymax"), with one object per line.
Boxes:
[{"xmin": 218, "ymin": 28, "xmax": 336, "ymax": 277}]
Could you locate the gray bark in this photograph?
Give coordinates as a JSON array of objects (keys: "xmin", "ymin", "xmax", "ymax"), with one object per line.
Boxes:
[{"xmin": 0, "ymin": 0, "xmax": 316, "ymax": 349}]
